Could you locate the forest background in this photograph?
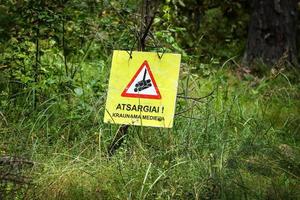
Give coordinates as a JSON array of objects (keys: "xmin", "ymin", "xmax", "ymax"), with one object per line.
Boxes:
[{"xmin": 0, "ymin": 0, "xmax": 300, "ymax": 199}]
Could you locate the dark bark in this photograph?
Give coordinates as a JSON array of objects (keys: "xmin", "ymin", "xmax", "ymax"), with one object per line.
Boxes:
[
  {"xmin": 244, "ymin": 0, "xmax": 298, "ymax": 66},
  {"xmin": 33, "ymin": 25, "xmax": 40, "ymax": 109},
  {"xmin": 138, "ymin": 0, "xmax": 159, "ymax": 51}
]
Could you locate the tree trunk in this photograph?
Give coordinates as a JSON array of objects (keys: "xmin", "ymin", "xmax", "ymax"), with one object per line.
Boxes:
[{"xmin": 244, "ymin": 0, "xmax": 298, "ymax": 66}]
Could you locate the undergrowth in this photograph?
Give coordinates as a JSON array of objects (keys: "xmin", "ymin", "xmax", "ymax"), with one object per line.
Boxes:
[{"xmin": 1, "ymin": 60, "xmax": 299, "ymax": 199}]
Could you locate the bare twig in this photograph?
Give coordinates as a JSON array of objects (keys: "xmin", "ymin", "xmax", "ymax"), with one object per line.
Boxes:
[
  {"xmin": 0, "ymin": 111, "xmax": 8, "ymax": 126},
  {"xmin": 177, "ymin": 89, "xmax": 215, "ymax": 103},
  {"xmin": 176, "ymin": 114, "xmax": 204, "ymax": 120},
  {"xmin": 0, "ymin": 174, "xmax": 31, "ymax": 185},
  {"xmin": 0, "ymin": 156, "xmax": 34, "ymax": 166},
  {"xmin": 0, "ymin": 65, "xmax": 9, "ymax": 70},
  {"xmin": 140, "ymin": 12, "xmax": 157, "ymax": 50},
  {"xmin": 0, "ymin": 155, "xmax": 34, "ymax": 199},
  {"xmin": 108, "ymin": 125, "xmax": 129, "ymax": 157}
]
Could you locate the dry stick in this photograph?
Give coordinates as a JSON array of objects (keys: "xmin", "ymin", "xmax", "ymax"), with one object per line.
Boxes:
[
  {"xmin": 33, "ymin": 23, "xmax": 40, "ymax": 110},
  {"xmin": 108, "ymin": 125, "xmax": 129, "ymax": 156},
  {"xmin": 0, "ymin": 174, "xmax": 32, "ymax": 185},
  {"xmin": 0, "ymin": 156, "xmax": 34, "ymax": 166},
  {"xmin": 0, "ymin": 65, "xmax": 9, "ymax": 70},
  {"xmin": 0, "ymin": 156, "xmax": 34, "ymax": 186},
  {"xmin": 62, "ymin": 16, "xmax": 68, "ymax": 76},
  {"xmin": 177, "ymin": 89, "xmax": 215, "ymax": 103}
]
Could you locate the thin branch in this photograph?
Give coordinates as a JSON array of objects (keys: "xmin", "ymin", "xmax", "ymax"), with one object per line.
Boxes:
[
  {"xmin": 0, "ymin": 156, "xmax": 34, "ymax": 166},
  {"xmin": 175, "ymin": 102, "xmax": 198, "ymax": 115},
  {"xmin": 175, "ymin": 114, "xmax": 204, "ymax": 121},
  {"xmin": 0, "ymin": 111, "xmax": 8, "ymax": 126},
  {"xmin": 108, "ymin": 125, "xmax": 129, "ymax": 157},
  {"xmin": 140, "ymin": 12, "xmax": 157, "ymax": 45},
  {"xmin": 0, "ymin": 65, "xmax": 9, "ymax": 70},
  {"xmin": 177, "ymin": 89, "xmax": 215, "ymax": 102},
  {"xmin": 0, "ymin": 174, "xmax": 31, "ymax": 185}
]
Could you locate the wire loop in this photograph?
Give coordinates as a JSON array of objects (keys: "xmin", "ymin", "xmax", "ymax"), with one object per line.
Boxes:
[
  {"xmin": 149, "ymin": 31, "xmax": 166, "ymax": 59},
  {"xmin": 156, "ymin": 48, "xmax": 166, "ymax": 59},
  {"xmin": 126, "ymin": 37, "xmax": 138, "ymax": 59}
]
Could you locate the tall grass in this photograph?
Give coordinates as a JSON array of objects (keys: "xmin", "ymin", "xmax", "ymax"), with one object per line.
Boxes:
[{"xmin": 1, "ymin": 61, "xmax": 300, "ymax": 199}]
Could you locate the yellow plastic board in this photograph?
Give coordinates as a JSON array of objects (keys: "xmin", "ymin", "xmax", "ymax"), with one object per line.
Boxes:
[{"xmin": 104, "ymin": 50, "xmax": 181, "ymax": 128}]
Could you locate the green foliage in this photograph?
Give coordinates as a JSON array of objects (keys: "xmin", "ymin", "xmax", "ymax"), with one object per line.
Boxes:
[
  {"xmin": 0, "ymin": 0, "xmax": 299, "ymax": 199},
  {"xmin": 159, "ymin": 0, "xmax": 250, "ymax": 61},
  {"xmin": 2, "ymin": 67, "xmax": 300, "ymax": 199}
]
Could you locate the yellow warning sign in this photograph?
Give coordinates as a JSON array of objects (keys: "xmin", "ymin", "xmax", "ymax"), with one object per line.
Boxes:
[{"xmin": 104, "ymin": 50, "xmax": 181, "ymax": 128}]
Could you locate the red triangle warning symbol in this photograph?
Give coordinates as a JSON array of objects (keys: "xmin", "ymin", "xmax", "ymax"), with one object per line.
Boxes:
[{"xmin": 121, "ymin": 60, "xmax": 161, "ymax": 99}]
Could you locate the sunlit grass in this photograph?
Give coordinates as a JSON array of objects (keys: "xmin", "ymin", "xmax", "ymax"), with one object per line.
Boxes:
[{"xmin": 1, "ymin": 64, "xmax": 299, "ymax": 199}]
